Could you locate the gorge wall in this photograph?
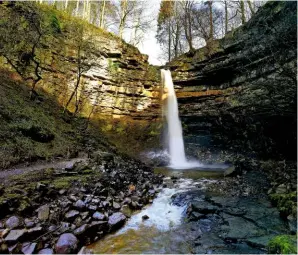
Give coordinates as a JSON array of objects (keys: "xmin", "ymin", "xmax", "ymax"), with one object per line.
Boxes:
[
  {"xmin": 0, "ymin": 2, "xmax": 161, "ymax": 127},
  {"xmin": 0, "ymin": 1, "xmax": 296, "ymax": 162},
  {"xmin": 168, "ymin": 1, "xmax": 297, "ymax": 159}
]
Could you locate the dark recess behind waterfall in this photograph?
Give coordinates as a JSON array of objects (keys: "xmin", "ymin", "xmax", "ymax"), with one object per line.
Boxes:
[{"xmin": 168, "ymin": 1, "xmax": 297, "ymax": 160}]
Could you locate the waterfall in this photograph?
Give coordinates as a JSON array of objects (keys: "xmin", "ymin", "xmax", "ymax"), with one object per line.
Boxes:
[{"xmin": 161, "ymin": 69, "xmax": 188, "ymax": 168}]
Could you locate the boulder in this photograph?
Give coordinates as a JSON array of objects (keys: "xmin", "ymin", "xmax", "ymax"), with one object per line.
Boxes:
[
  {"xmin": 108, "ymin": 213, "xmax": 126, "ymax": 231},
  {"xmin": 5, "ymin": 216, "xmax": 22, "ymax": 229},
  {"xmin": 73, "ymin": 224, "xmax": 90, "ymax": 237},
  {"xmin": 4, "ymin": 229, "xmax": 26, "ymax": 243},
  {"xmin": 92, "ymin": 151, "xmax": 114, "ymax": 163},
  {"xmin": 37, "ymin": 205, "xmax": 50, "ymax": 221},
  {"xmin": 24, "ymin": 218, "xmax": 35, "ymax": 228},
  {"xmin": 74, "ymin": 200, "xmax": 86, "ymax": 210},
  {"xmin": 21, "ymin": 242, "xmax": 37, "ymax": 254},
  {"xmin": 65, "ymin": 210, "xmax": 80, "ymax": 221},
  {"xmin": 92, "ymin": 212, "xmax": 105, "ymax": 221},
  {"xmin": 112, "ymin": 201, "xmax": 121, "ymax": 210},
  {"xmin": 38, "ymin": 248, "xmax": 54, "ymax": 254},
  {"xmin": 55, "ymin": 233, "xmax": 78, "ymax": 254},
  {"xmin": 120, "ymin": 205, "xmax": 132, "ymax": 217},
  {"xmin": 142, "ymin": 215, "xmax": 149, "ymax": 221}
]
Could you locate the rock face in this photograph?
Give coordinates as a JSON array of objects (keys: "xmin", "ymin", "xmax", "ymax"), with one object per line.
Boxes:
[
  {"xmin": 168, "ymin": 1, "xmax": 297, "ymax": 159},
  {"xmin": 30, "ymin": 18, "xmax": 160, "ymax": 122}
]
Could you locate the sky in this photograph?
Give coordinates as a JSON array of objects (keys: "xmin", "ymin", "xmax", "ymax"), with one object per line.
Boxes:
[{"xmin": 122, "ymin": 0, "xmax": 163, "ymax": 66}]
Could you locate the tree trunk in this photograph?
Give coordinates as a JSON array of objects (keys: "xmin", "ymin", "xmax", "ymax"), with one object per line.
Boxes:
[
  {"xmin": 208, "ymin": 1, "xmax": 213, "ymax": 41},
  {"xmin": 76, "ymin": 0, "xmax": 80, "ymax": 16},
  {"xmin": 247, "ymin": 0, "xmax": 255, "ymax": 15},
  {"xmin": 224, "ymin": 0, "xmax": 228, "ymax": 34},
  {"xmin": 64, "ymin": 0, "xmax": 68, "ymax": 10},
  {"xmin": 100, "ymin": 0, "xmax": 106, "ymax": 28},
  {"xmin": 119, "ymin": 0, "xmax": 128, "ymax": 39},
  {"xmin": 168, "ymin": 19, "xmax": 171, "ymax": 62},
  {"xmin": 240, "ymin": 0, "xmax": 246, "ymax": 24}
]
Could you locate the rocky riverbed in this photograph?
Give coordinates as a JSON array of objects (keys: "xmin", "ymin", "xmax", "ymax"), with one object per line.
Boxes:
[
  {"xmin": 0, "ymin": 151, "xmax": 163, "ymax": 254},
  {"xmin": 88, "ymin": 171, "xmax": 296, "ymax": 254}
]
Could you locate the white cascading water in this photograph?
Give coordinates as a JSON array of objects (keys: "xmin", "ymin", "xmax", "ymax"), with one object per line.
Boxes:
[{"xmin": 161, "ymin": 69, "xmax": 200, "ymax": 169}]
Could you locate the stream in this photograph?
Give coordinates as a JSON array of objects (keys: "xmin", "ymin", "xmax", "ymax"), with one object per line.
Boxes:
[{"xmin": 89, "ymin": 167, "xmax": 289, "ymax": 254}]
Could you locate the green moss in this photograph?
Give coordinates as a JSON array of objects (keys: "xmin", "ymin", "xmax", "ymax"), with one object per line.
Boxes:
[
  {"xmin": 268, "ymin": 235, "xmax": 297, "ymax": 254},
  {"xmin": 270, "ymin": 192, "xmax": 297, "ymax": 217},
  {"xmin": 108, "ymin": 59, "xmax": 120, "ymax": 75}
]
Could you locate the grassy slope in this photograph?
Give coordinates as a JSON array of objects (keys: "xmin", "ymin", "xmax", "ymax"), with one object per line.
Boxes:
[{"xmin": 0, "ymin": 69, "xmax": 111, "ymax": 169}]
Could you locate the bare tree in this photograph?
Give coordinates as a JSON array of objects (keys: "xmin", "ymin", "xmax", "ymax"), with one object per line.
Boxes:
[{"xmin": 63, "ymin": 23, "xmax": 93, "ymax": 114}]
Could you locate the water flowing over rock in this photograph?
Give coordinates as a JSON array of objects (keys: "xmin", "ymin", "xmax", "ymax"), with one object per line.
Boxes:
[{"xmin": 161, "ymin": 70, "xmax": 187, "ymax": 167}]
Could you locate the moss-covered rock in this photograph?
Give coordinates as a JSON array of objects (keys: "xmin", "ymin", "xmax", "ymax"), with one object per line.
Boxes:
[
  {"xmin": 267, "ymin": 235, "xmax": 297, "ymax": 254},
  {"xmin": 269, "ymin": 192, "xmax": 297, "ymax": 218}
]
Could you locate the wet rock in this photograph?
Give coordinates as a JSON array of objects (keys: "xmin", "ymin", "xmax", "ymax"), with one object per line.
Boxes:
[
  {"xmin": 224, "ymin": 166, "xmax": 237, "ymax": 177},
  {"xmin": 26, "ymin": 227, "xmax": 43, "ymax": 239},
  {"xmin": 287, "ymin": 215, "xmax": 297, "ymax": 234},
  {"xmin": 61, "ymin": 199, "xmax": 72, "ymax": 208},
  {"xmin": 275, "ymin": 184, "xmax": 287, "ymax": 194},
  {"xmin": 65, "ymin": 210, "xmax": 80, "ymax": 221},
  {"xmin": 55, "ymin": 233, "xmax": 78, "ymax": 254},
  {"xmin": 191, "ymin": 202, "xmax": 220, "ymax": 215},
  {"xmin": 21, "ymin": 242, "xmax": 37, "ymax": 254},
  {"xmin": 36, "ymin": 183, "xmax": 47, "ymax": 191},
  {"xmin": 88, "ymin": 205, "xmax": 97, "ymax": 211},
  {"xmin": 246, "ymin": 235, "xmax": 276, "ymax": 248},
  {"xmin": 92, "ymin": 212, "xmax": 105, "ymax": 221},
  {"xmin": 37, "ymin": 205, "xmax": 50, "ymax": 221},
  {"xmin": 65, "ymin": 162, "xmax": 75, "ymax": 171},
  {"xmin": 8, "ymin": 243, "xmax": 21, "ymax": 253},
  {"xmin": 131, "ymin": 196, "xmax": 139, "ymax": 202},
  {"xmin": 189, "ymin": 212, "xmax": 205, "ymax": 221},
  {"xmin": 108, "ymin": 212, "xmax": 126, "ymax": 231},
  {"xmin": 92, "ymin": 151, "xmax": 114, "ymax": 163},
  {"xmin": 69, "ymin": 195, "xmax": 78, "ymax": 202},
  {"xmin": 142, "ymin": 215, "xmax": 149, "ymax": 220},
  {"xmin": 80, "ymin": 212, "xmax": 89, "ymax": 220},
  {"xmin": 24, "ymin": 218, "xmax": 35, "ymax": 228},
  {"xmin": 74, "ymin": 216, "xmax": 83, "ymax": 227},
  {"xmin": 0, "ymin": 228, "xmax": 9, "ymax": 238},
  {"xmin": 56, "ymin": 222, "xmax": 76, "ymax": 235},
  {"xmin": 38, "ymin": 248, "xmax": 54, "ymax": 254},
  {"xmin": 5, "ymin": 229, "xmax": 26, "ymax": 243},
  {"xmin": 59, "ymin": 189, "xmax": 67, "ymax": 195},
  {"xmin": 89, "ymin": 221, "xmax": 108, "ymax": 233},
  {"xmin": 5, "ymin": 216, "xmax": 22, "ymax": 229},
  {"xmin": 112, "ymin": 201, "xmax": 121, "ymax": 210},
  {"xmin": 0, "ymin": 243, "xmax": 8, "ymax": 253},
  {"xmin": 78, "ymin": 246, "xmax": 93, "ymax": 254},
  {"xmin": 223, "ymin": 207, "xmax": 247, "ymax": 216},
  {"xmin": 120, "ymin": 205, "xmax": 132, "ymax": 217},
  {"xmin": 91, "ymin": 199, "xmax": 100, "ymax": 205},
  {"xmin": 74, "ymin": 200, "xmax": 86, "ymax": 210},
  {"xmin": 73, "ymin": 224, "xmax": 89, "ymax": 236},
  {"xmin": 123, "ymin": 197, "xmax": 131, "ymax": 204}
]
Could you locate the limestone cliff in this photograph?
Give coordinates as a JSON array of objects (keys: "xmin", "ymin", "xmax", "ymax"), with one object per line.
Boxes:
[
  {"xmin": 0, "ymin": 3, "xmax": 161, "ymax": 123},
  {"xmin": 168, "ymin": 1, "xmax": 297, "ymax": 159}
]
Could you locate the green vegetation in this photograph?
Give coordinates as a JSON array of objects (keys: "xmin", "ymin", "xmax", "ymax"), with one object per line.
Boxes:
[
  {"xmin": 0, "ymin": 68, "xmax": 111, "ymax": 169},
  {"xmin": 267, "ymin": 235, "xmax": 297, "ymax": 254},
  {"xmin": 270, "ymin": 192, "xmax": 297, "ymax": 218},
  {"xmin": 108, "ymin": 59, "xmax": 120, "ymax": 75}
]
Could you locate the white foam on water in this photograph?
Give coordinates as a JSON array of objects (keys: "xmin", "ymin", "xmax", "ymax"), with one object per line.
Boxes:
[{"xmin": 118, "ymin": 178, "xmax": 216, "ymax": 234}]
